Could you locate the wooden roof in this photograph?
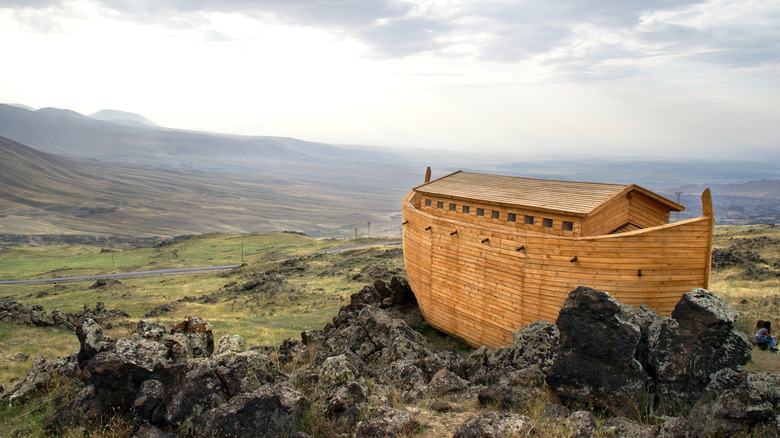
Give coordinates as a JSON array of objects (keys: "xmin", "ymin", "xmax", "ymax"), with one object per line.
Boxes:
[{"xmin": 414, "ymin": 171, "xmax": 683, "ymax": 217}]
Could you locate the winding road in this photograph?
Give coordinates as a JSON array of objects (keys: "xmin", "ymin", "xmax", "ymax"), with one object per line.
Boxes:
[{"xmin": 0, "ymin": 241, "xmax": 402, "ymax": 285}]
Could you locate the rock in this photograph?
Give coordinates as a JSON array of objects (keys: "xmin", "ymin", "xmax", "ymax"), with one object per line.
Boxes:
[
  {"xmin": 689, "ymin": 368, "xmax": 780, "ymax": 437},
  {"xmin": 4, "ymin": 355, "xmax": 79, "ymax": 406},
  {"xmin": 164, "ymin": 362, "xmax": 229, "ymax": 427},
  {"xmin": 355, "ymin": 306, "xmax": 433, "ymax": 362},
  {"xmin": 429, "ymin": 368, "xmax": 469, "ymax": 396},
  {"xmin": 657, "ymin": 416, "xmax": 698, "ymax": 438},
  {"xmin": 604, "ymin": 416, "xmax": 660, "ymax": 438},
  {"xmin": 170, "ymin": 316, "xmax": 214, "ymax": 358},
  {"xmin": 161, "ymin": 332, "xmax": 193, "ymax": 362},
  {"xmin": 318, "ymin": 354, "xmax": 360, "ymax": 394},
  {"xmin": 647, "ymin": 289, "xmax": 752, "ymax": 409},
  {"xmin": 133, "ymin": 423, "xmax": 173, "ymax": 438},
  {"xmin": 85, "ymin": 340, "xmax": 168, "ymax": 413},
  {"xmin": 135, "ymin": 319, "xmax": 167, "ymax": 341},
  {"xmin": 452, "ymin": 411, "xmax": 533, "ymax": 438},
  {"xmin": 511, "ymin": 319, "xmax": 560, "ymax": 373},
  {"xmin": 113, "ymin": 338, "xmax": 171, "ymax": 372},
  {"xmin": 277, "ymin": 338, "xmax": 307, "ymax": 367},
  {"xmin": 45, "ymin": 385, "xmax": 104, "ymax": 431},
  {"xmin": 76, "ymin": 318, "xmax": 115, "ymax": 364},
  {"xmin": 477, "ymin": 365, "xmax": 547, "ymax": 409},
  {"xmin": 387, "ymin": 359, "xmax": 428, "ymax": 402},
  {"xmin": 301, "ymin": 329, "xmax": 325, "ymax": 346},
  {"xmin": 546, "ymin": 286, "xmax": 650, "ymax": 414},
  {"xmin": 51, "ymin": 309, "xmax": 75, "ymax": 330},
  {"xmin": 215, "ymin": 334, "xmax": 246, "ymax": 355},
  {"xmin": 355, "ymin": 407, "xmax": 419, "ymax": 438},
  {"xmin": 193, "ymin": 384, "xmax": 307, "ymax": 438},
  {"xmin": 323, "ymin": 323, "xmax": 377, "ymax": 360},
  {"xmin": 539, "ymin": 401, "xmax": 571, "ymax": 421},
  {"xmin": 389, "ymin": 276, "xmax": 415, "ymax": 306},
  {"xmin": 133, "ymin": 379, "xmax": 168, "ymax": 425},
  {"xmin": 323, "ymin": 380, "xmax": 368, "ymax": 416},
  {"xmin": 429, "ymin": 399, "xmax": 453, "ymax": 413},
  {"xmin": 214, "ymin": 350, "xmax": 278, "ymax": 396},
  {"xmin": 569, "ymin": 411, "xmax": 598, "ymax": 438},
  {"xmin": 350, "ymin": 285, "xmax": 382, "ymax": 310}
]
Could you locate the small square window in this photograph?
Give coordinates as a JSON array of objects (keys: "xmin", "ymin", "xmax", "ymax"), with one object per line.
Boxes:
[
  {"xmin": 507, "ymin": 213, "xmax": 517, "ymax": 222},
  {"xmin": 425, "ymin": 199, "xmax": 432, "ymax": 207},
  {"xmin": 462, "ymin": 205, "xmax": 470, "ymax": 214},
  {"xmin": 492, "ymin": 211, "xmax": 500, "ymax": 219},
  {"xmin": 525, "ymin": 216, "xmax": 534, "ymax": 225},
  {"xmin": 449, "ymin": 203, "xmax": 456, "ymax": 211},
  {"xmin": 543, "ymin": 218, "xmax": 553, "ymax": 228},
  {"xmin": 437, "ymin": 201, "xmax": 444, "ymax": 209},
  {"xmin": 476, "ymin": 208, "xmax": 485, "ymax": 216},
  {"xmin": 563, "ymin": 221, "xmax": 574, "ymax": 232}
]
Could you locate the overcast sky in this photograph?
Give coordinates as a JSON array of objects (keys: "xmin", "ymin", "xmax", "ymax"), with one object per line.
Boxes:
[{"xmin": 1, "ymin": 0, "xmax": 778, "ymax": 159}]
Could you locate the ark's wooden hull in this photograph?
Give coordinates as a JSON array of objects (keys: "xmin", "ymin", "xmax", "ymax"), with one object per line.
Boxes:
[{"xmin": 402, "ymin": 191, "xmax": 714, "ymax": 348}]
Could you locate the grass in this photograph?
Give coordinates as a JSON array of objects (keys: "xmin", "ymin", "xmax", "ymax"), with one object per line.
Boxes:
[
  {"xmin": 706, "ymin": 224, "xmax": 780, "ymax": 374},
  {"xmin": 0, "ymin": 233, "xmax": 404, "ymax": 388},
  {"xmin": 0, "ymin": 232, "xmax": 345, "ymax": 281}
]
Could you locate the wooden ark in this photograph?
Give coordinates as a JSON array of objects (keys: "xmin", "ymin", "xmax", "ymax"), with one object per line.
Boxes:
[{"xmin": 401, "ymin": 169, "xmax": 714, "ymax": 348}]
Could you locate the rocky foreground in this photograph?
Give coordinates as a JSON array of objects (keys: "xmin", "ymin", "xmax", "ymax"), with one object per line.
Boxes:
[{"xmin": 2, "ymin": 277, "xmax": 779, "ymax": 437}]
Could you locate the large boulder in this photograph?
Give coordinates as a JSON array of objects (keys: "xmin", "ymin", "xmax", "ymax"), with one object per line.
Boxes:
[
  {"xmin": 646, "ymin": 288, "xmax": 752, "ymax": 409},
  {"xmin": 193, "ymin": 384, "xmax": 307, "ymax": 438},
  {"xmin": 546, "ymin": 286, "xmax": 650, "ymax": 414}
]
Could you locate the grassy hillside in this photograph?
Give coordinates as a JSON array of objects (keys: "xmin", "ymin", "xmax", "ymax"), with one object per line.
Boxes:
[{"xmin": 0, "ymin": 135, "xmax": 409, "ymax": 239}]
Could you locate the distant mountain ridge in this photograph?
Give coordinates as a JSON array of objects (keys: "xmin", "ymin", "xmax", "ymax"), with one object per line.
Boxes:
[
  {"xmin": 671, "ymin": 180, "xmax": 780, "ymax": 198},
  {"xmin": 89, "ymin": 109, "xmax": 158, "ymax": 127},
  {"xmin": 0, "ymin": 104, "xmax": 406, "ymax": 171}
]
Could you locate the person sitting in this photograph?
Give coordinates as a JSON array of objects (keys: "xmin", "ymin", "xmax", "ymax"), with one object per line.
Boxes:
[{"xmin": 756, "ymin": 321, "xmax": 779, "ymax": 353}]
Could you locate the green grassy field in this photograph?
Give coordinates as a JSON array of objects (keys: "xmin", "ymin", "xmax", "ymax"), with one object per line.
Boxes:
[{"xmin": 0, "ymin": 233, "xmax": 404, "ymax": 387}]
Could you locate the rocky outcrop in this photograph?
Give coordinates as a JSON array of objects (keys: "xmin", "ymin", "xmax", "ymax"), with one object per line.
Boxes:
[
  {"xmin": 8, "ymin": 278, "xmax": 775, "ymax": 437},
  {"xmin": 547, "ymin": 286, "xmax": 752, "ymax": 415},
  {"xmin": 547, "ymin": 286, "xmax": 650, "ymax": 414},
  {"xmin": 688, "ymin": 368, "xmax": 780, "ymax": 437},
  {"xmin": 0, "ymin": 299, "xmax": 129, "ymax": 331}
]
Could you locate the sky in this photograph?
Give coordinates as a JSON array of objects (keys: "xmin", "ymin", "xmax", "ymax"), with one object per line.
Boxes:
[{"xmin": 1, "ymin": 0, "xmax": 779, "ymax": 159}]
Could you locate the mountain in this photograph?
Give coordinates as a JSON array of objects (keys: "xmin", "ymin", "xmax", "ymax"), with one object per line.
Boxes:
[
  {"xmin": 660, "ymin": 180, "xmax": 780, "ymax": 225},
  {"xmin": 0, "ymin": 135, "xmax": 408, "ymax": 238},
  {"xmin": 89, "ymin": 109, "xmax": 158, "ymax": 127},
  {"xmin": 0, "ymin": 104, "xmax": 409, "ymax": 173}
]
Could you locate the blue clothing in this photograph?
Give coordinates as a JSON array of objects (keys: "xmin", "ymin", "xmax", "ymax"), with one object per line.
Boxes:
[{"xmin": 756, "ymin": 335, "xmax": 777, "ymax": 349}]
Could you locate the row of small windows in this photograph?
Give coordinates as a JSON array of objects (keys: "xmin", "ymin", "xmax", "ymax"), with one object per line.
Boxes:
[{"xmin": 424, "ymin": 198, "xmax": 574, "ymax": 232}]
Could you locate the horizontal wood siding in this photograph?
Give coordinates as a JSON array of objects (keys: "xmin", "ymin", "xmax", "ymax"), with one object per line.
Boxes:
[
  {"xmin": 403, "ymin": 192, "xmax": 712, "ymax": 348},
  {"xmin": 628, "ymin": 192, "xmax": 671, "ymax": 228},
  {"xmin": 581, "ymin": 197, "xmax": 630, "ymax": 236}
]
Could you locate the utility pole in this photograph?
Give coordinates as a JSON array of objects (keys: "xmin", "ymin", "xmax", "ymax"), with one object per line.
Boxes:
[
  {"xmin": 354, "ymin": 228, "xmax": 358, "ymax": 240},
  {"xmin": 367, "ymin": 221, "xmax": 371, "ymax": 238},
  {"xmin": 674, "ymin": 192, "xmax": 683, "ymax": 222}
]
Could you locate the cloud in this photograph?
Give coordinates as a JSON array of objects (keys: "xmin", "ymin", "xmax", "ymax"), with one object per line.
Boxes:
[{"xmin": 3, "ymin": 0, "xmax": 779, "ymax": 72}]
